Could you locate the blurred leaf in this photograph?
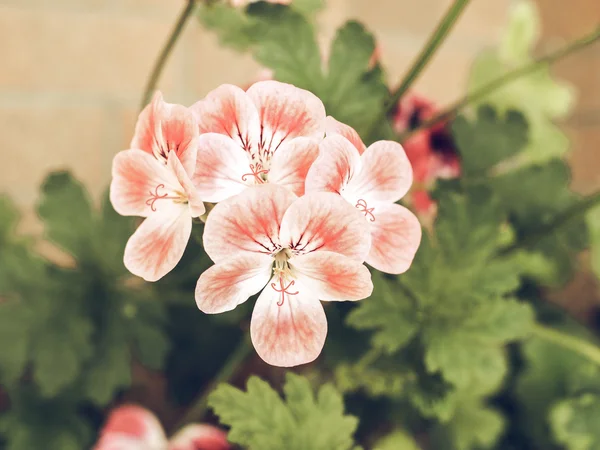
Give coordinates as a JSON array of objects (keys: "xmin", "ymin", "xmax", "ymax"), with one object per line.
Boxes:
[
  {"xmin": 588, "ymin": 205, "xmax": 600, "ymax": 281},
  {"xmin": 373, "ymin": 430, "xmax": 421, "ymax": 450},
  {"xmin": 467, "ymin": 0, "xmax": 574, "ymax": 165},
  {"xmin": 435, "ymin": 400, "xmax": 505, "ymax": 450},
  {"xmin": 31, "ymin": 303, "xmax": 94, "ymax": 397},
  {"xmin": 499, "ymin": 1, "xmax": 539, "ymax": 63},
  {"xmin": 209, "ymin": 373, "xmax": 358, "ymax": 450},
  {"xmin": 515, "ymin": 322, "xmax": 600, "ymax": 448},
  {"xmin": 551, "ymin": 393, "xmax": 600, "ymax": 450},
  {"xmin": 198, "ymin": 2, "xmax": 257, "ymax": 51},
  {"xmin": 452, "ymin": 105, "xmax": 528, "ymax": 177},
  {"xmin": 491, "ymin": 159, "xmax": 587, "ymax": 285},
  {"xmin": 37, "ymin": 172, "xmax": 94, "ymax": 259},
  {"xmin": 0, "ymin": 388, "xmax": 92, "ymax": 450}
]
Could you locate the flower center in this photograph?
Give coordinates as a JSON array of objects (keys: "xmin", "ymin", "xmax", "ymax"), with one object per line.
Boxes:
[
  {"xmin": 241, "ymin": 163, "xmax": 269, "ymax": 184},
  {"xmin": 145, "ymin": 184, "xmax": 188, "ymax": 212},
  {"xmin": 355, "ymin": 198, "xmax": 376, "ymax": 222},
  {"xmin": 271, "ymin": 249, "xmax": 298, "ymax": 306}
]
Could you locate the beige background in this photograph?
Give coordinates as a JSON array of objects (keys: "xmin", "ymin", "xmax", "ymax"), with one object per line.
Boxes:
[{"xmin": 0, "ymin": 0, "xmax": 598, "ymax": 233}]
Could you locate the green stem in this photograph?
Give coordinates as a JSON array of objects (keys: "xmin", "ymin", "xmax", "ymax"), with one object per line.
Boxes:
[
  {"xmin": 501, "ymin": 190, "xmax": 600, "ymax": 255},
  {"xmin": 531, "ymin": 324, "xmax": 600, "ymax": 366},
  {"xmin": 140, "ymin": 0, "xmax": 197, "ymax": 110},
  {"xmin": 400, "ymin": 25, "xmax": 600, "ymax": 141},
  {"xmin": 386, "ymin": 0, "xmax": 471, "ymax": 112},
  {"xmin": 173, "ymin": 333, "xmax": 253, "ymax": 430}
]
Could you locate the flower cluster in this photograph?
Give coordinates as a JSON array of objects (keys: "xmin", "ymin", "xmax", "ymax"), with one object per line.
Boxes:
[
  {"xmin": 110, "ymin": 81, "xmax": 421, "ymax": 367},
  {"xmin": 93, "ymin": 404, "xmax": 230, "ymax": 450}
]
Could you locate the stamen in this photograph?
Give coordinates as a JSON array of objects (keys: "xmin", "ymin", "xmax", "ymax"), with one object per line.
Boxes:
[
  {"xmin": 355, "ymin": 199, "xmax": 376, "ymax": 222},
  {"xmin": 145, "ymin": 184, "xmax": 184, "ymax": 212},
  {"xmin": 241, "ymin": 163, "xmax": 269, "ymax": 184},
  {"xmin": 271, "ymin": 276, "xmax": 299, "ymax": 307}
]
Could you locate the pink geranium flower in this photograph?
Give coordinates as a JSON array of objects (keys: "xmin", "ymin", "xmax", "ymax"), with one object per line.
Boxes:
[
  {"xmin": 393, "ymin": 93, "xmax": 460, "ymax": 215},
  {"xmin": 94, "ymin": 405, "xmax": 230, "ymax": 450},
  {"xmin": 305, "ymin": 117, "xmax": 422, "ymax": 275},
  {"xmin": 110, "ymin": 92, "xmax": 205, "ymax": 282},
  {"xmin": 190, "ymin": 81, "xmax": 325, "ymax": 201},
  {"xmin": 195, "ymin": 185, "xmax": 373, "ymax": 367}
]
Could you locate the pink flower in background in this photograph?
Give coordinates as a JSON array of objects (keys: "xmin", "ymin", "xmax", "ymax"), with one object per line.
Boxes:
[
  {"xmin": 110, "ymin": 92, "xmax": 205, "ymax": 281},
  {"xmin": 190, "ymin": 81, "xmax": 324, "ymax": 201},
  {"xmin": 306, "ymin": 117, "xmax": 421, "ymax": 275},
  {"xmin": 94, "ymin": 405, "xmax": 230, "ymax": 450},
  {"xmin": 392, "ymin": 93, "xmax": 460, "ymax": 215},
  {"xmin": 195, "ymin": 185, "xmax": 373, "ymax": 367}
]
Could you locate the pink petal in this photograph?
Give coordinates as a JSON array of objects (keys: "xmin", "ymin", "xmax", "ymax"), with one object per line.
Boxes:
[
  {"xmin": 195, "ymin": 254, "xmax": 273, "ymax": 314},
  {"xmin": 94, "ymin": 405, "xmax": 167, "ymax": 450},
  {"xmin": 325, "ymin": 116, "xmax": 366, "ymax": 154},
  {"xmin": 193, "ymin": 133, "xmax": 252, "ymax": 203},
  {"xmin": 267, "ymin": 137, "xmax": 320, "ymax": 196},
  {"xmin": 110, "ymin": 149, "xmax": 182, "ymax": 217},
  {"xmin": 290, "ymin": 251, "xmax": 373, "ymax": 301},
  {"xmin": 279, "ymin": 192, "xmax": 371, "ymax": 262},
  {"xmin": 124, "ymin": 205, "xmax": 191, "ymax": 282},
  {"xmin": 169, "ymin": 424, "xmax": 231, "ymax": 450},
  {"xmin": 132, "ymin": 91, "xmax": 198, "ymax": 176},
  {"xmin": 304, "ymin": 135, "xmax": 361, "ymax": 195},
  {"xmin": 190, "ymin": 84, "xmax": 260, "ymax": 153},
  {"xmin": 167, "ymin": 152, "xmax": 205, "ymax": 218},
  {"xmin": 345, "ymin": 141, "xmax": 413, "ymax": 204},
  {"xmin": 366, "ymin": 203, "xmax": 422, "ymax": 274},
  {"xmin": 250, "ymin": 276, "xmax": 327, "ymax": 367},
  {"xmin": 246, "ymin": 80, "xmax": 325, "ymax": 154},
  {"xmin": 203, "ymin": 185, "xmax": 296, "ymax": 263}
]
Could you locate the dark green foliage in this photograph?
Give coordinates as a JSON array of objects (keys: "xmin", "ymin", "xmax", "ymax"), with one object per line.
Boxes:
[{"xmin": 209, "ymin": 373, "xmax": 359, "ymax": 450}]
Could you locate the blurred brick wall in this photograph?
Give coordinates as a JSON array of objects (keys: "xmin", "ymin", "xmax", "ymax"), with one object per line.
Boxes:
[{"xmin": 0, "ymin": 0, "xmax": 598, "ymax": 234}]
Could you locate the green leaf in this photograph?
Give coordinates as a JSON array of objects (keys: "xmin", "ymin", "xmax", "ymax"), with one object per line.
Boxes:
[
  {"xmin": 31, "ymin": 306, "xmax": 94, "ymax": 397},
  {"xmin": 588, "ymin": 205, "xmax": 600, "ymax": 281},
  {"xmin": 291, "ymin": 0, "xmax": 324, "ymax": 15},
  {"xmin": 438, "ymin": 400, "xmax": 505, "ymax": 450},
  {"xmin": 80, "ymin": 331, "xmax": 131, "ymax": 406},
  {"xmin": 467, "ymin": 0, "xmax": 574, "ymax": 164},
  {"xmin": 209, "ymin": 373, "xmax": 358, "ymax": 450},
  {"xmin": 37, "ymin": 172, "xmax": 94, "ymax": 259},
  {"xmin": 491, "ymin": 160, "xmax": 587, "ymax": 285},
  {"xmin": 346, "ymin": 272, "xmax": 419, "ymax": 353},
  {"xmin": 324, "ymin": 22, "xmax": 388, "ymax": 137},
  {"xmin": 197, "ymin": 2, "xmax": 256, "ymax": 51},
  {"xmin": 373, "ymin": 430, "xmax": 421, "ymax": 450},
  {"xmin": 0, "ymin": 388, "xmax": 92, "ymax": 450},
  {"xmin": 452, "ymin": 105, "xmax": 528, "ymax": 177},
  {"xmin": 0, "ymin": 195, "xmax": 19, "ymax": 240},
  {"xmin": 248, "ymin": 4, "xmax": 323, "ymax": 88},
  {"xmin": 0, "ymin": 301, "xmax": 34, "ymax": 384},
  {"xmin": 551, "ymin": 393, "xmax": 600, "ymax": 450},
  {"xmin": 424, "ymin": 298, "xmax": 533, "ymax": 394},
  {"xmin": 515, "ymin": 322, "xmax": 600, "ymax": 447},
  {"xmin": 499, "ymin": 1, "xmax": 539, "ymax": 63}
]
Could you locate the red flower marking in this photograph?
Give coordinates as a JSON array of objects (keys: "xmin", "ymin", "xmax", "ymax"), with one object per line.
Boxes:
[
  {"xmin": 241, "ymin": 163, "xmax": 269, "ymax": 183},
  {"xmin": 355, "ymin": 199, "xmax": 376, "ymax": 222},
  {"xmin": 271, "ymin": 277, "xmax": 299, "ymax": 306},
  {"xmin": 145, "ymin": 184, "xmax": 180, "ymax": 212}
]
